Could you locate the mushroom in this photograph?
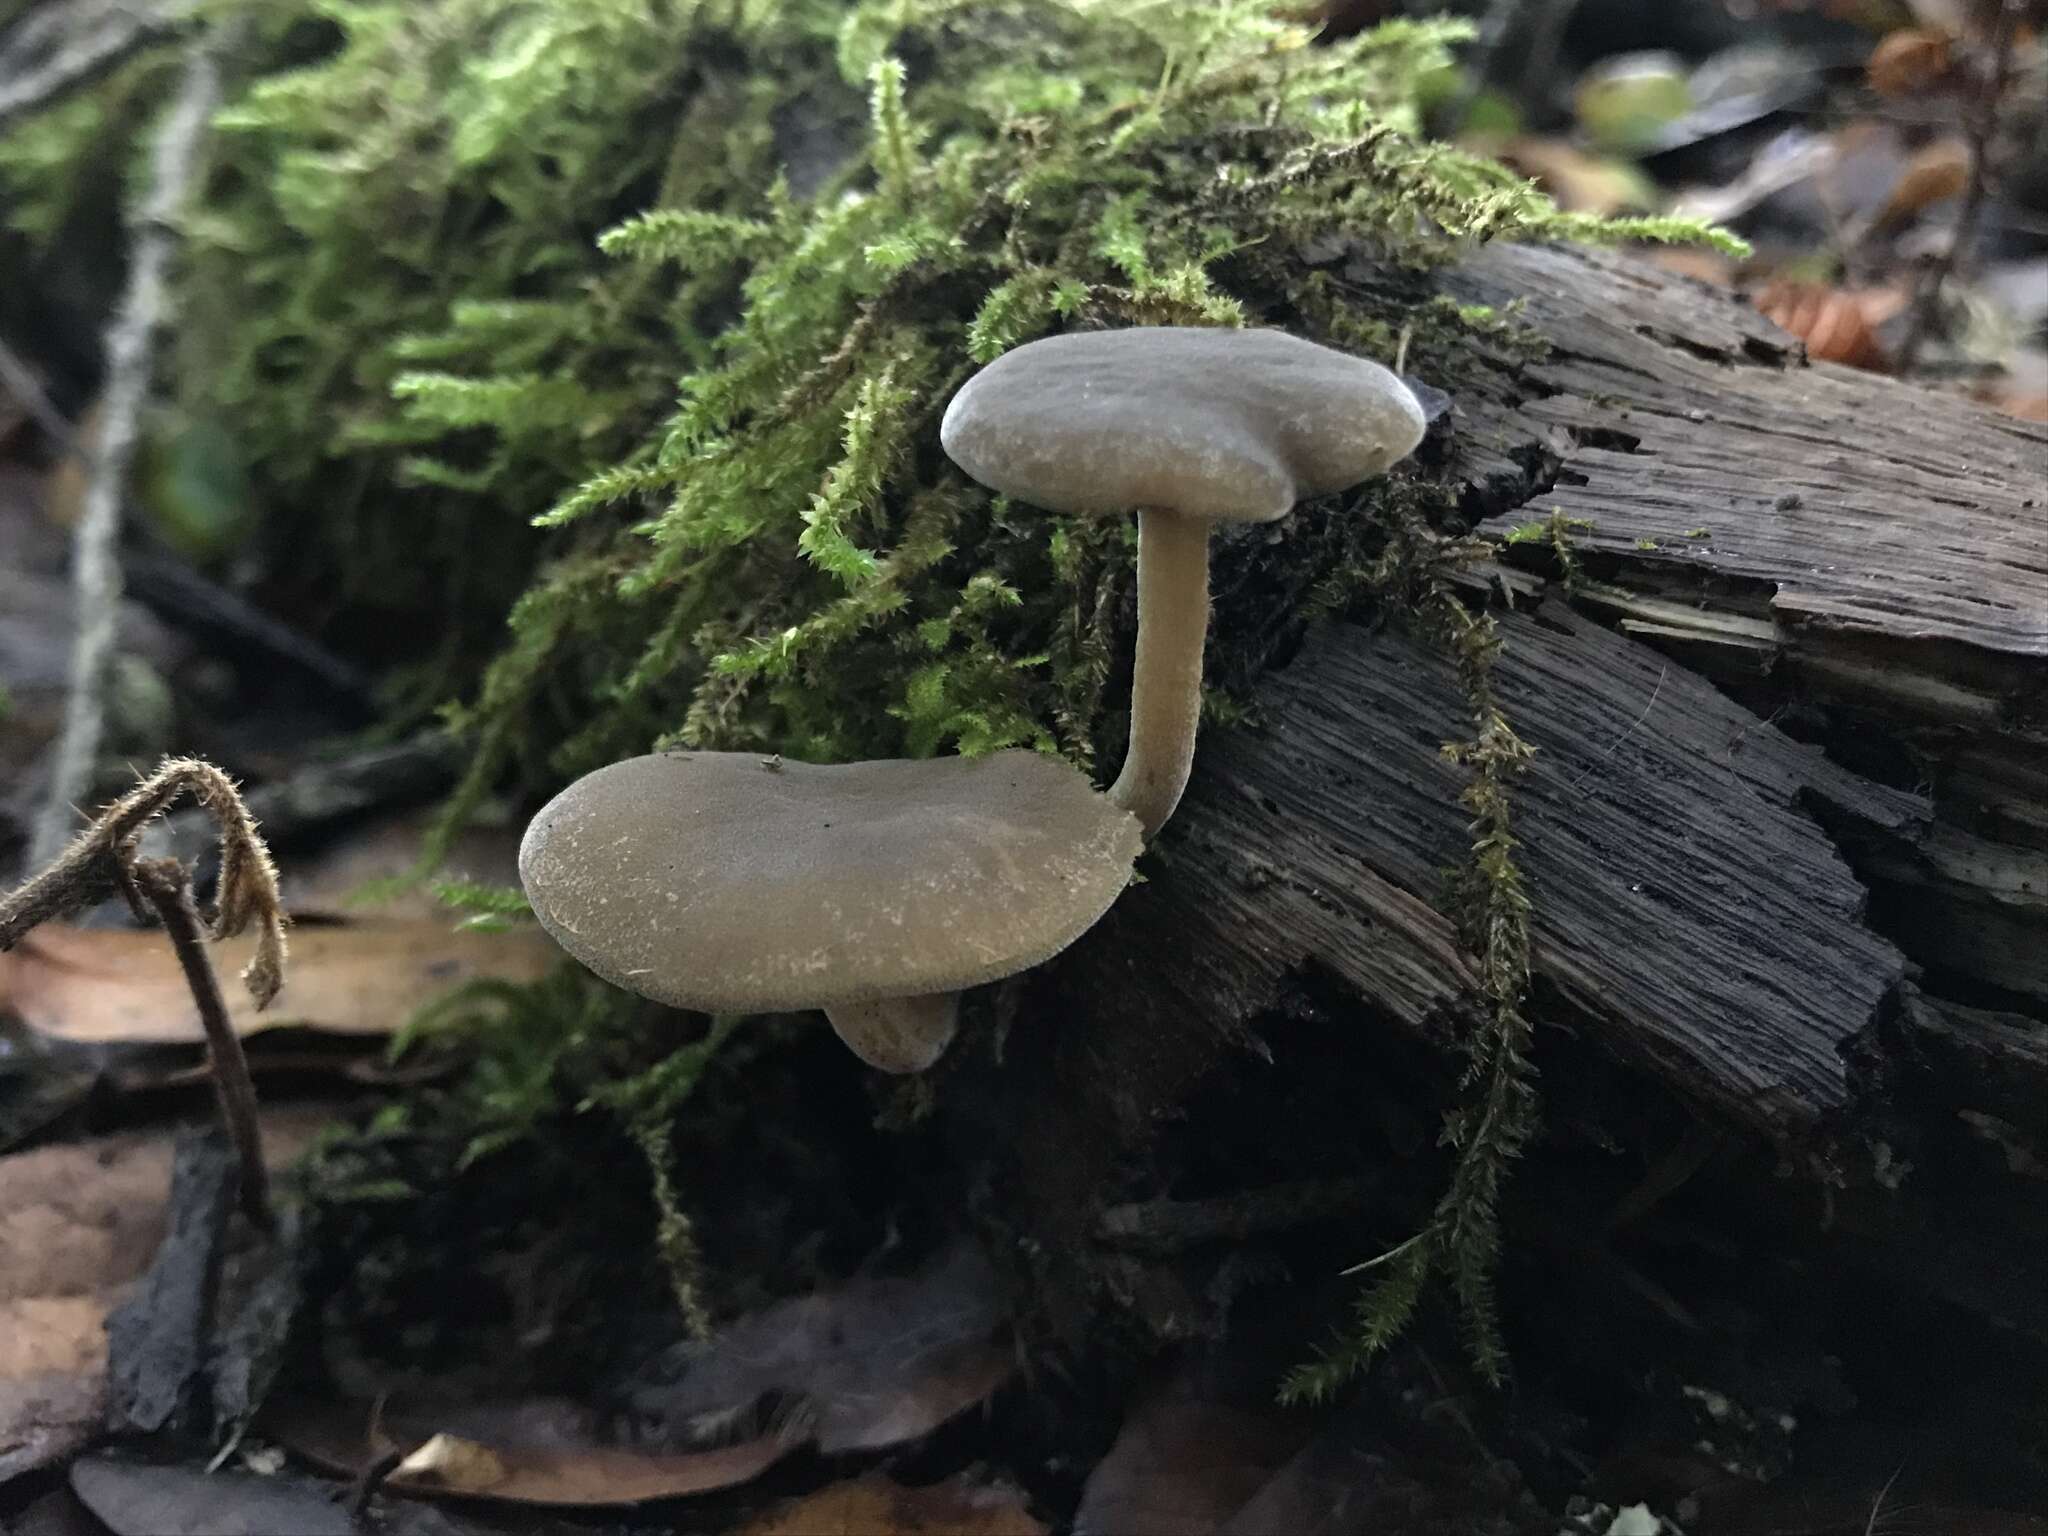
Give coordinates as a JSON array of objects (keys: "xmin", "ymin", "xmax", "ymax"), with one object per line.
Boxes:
[
  {"xmin": 518, "ymin": 749, "xmax": 1142, "ymax": 1072},
  {"xmin": 941, "ymin": 327, "xmax": 1426, "ymax": 837}
]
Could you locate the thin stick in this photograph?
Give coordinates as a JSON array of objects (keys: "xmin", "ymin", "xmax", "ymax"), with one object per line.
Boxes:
[
  {"xmin": 128, "ymin": 858, "xmax": 273, "ymax": 1231},
  {"xmin": 1896, "ymin": 1, "xmax": 2023, "ymax": 373},
  {"xmin": 1, "ymin": 757, "xmax": 288, "ymax": 1233},
  {"xmin": 345, "ymin": 1393, "xmax": 402, "ymax": 1515},
  {"xmin": 32, "ymin": 25, "xmax": 225, "ymax": 867},
  {"xmin": 347, "ymin": 1447, "xmax": 404, "ymax": 1519}
]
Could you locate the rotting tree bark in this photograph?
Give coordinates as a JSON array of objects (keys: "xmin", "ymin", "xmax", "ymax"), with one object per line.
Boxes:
[{"xmin": 947, "ymin": 242, "xmax": 2047, "ymax": 1353}]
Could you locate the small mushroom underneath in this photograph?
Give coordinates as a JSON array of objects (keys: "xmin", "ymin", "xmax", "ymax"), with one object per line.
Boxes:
[
  {"xmin": 518, "ymin": 750, "xmax": 1143, "ymax": 1072},
  {"xmin": 942, "ymin": 326, "xmax": 1426, "ymax": 838}
]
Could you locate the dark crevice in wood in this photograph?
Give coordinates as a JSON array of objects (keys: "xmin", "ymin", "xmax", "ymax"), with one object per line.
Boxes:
[
  {"xmin": 1566, "ymin": 424, "xmax": 1642, "ymax": 454},
  {"xmin": 1633, "ymin": 323, "xmax": 1783, "ymax": 367}
]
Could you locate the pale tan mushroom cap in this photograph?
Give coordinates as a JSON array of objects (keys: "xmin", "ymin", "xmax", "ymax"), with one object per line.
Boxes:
[
  {"xmin": 940, "ymin": 327, "xmax": 1426, "ymax": 521},
  {"xmin": 519, "ymin": 750, "xmax": 1143, "ymax": 1013}
]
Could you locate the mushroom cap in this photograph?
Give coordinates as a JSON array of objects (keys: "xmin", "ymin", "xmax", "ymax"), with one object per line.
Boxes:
[
  {"xmin": 519, "ymin": 749, "xmax": 1143, "ymax": 1013},
  {"xmin": 940, "ymin": 327, "xmax": 1426, "ymax": 522}
]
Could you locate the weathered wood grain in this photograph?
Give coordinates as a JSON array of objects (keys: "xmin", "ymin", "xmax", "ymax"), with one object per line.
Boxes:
[
  {"xmin": 949, "ymin": 241, "xmax": 2045, "ymax": 1345},
  {"xmin": 1451, "ymin": 244, "xmax": 2047, "ymax": 656},
  {"xmin": 1058, "ymin": 602, "xmax": 1918, "ymax": 1144},
  {"xmin": 1446, "ymin": 244, "xmax": 2048, "ymax": 849}
]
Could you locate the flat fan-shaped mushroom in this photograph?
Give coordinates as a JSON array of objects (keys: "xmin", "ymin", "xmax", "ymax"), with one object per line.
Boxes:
[
  {"xmin": 519, "ymin": 750, "xmax": 1142, "ymax": 1072},
  {"xmin": 941, "ymin": 327, "xmax": 1426, "ymax": 837}
]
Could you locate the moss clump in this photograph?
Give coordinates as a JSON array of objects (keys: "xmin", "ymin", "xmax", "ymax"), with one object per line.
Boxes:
[
  {"xmin": 386, "ymin": 961, "xmax": 746, "ymax": 1343},
  {"xmin": 0, "ymin": 0, "xmax": 1731, "ymax": 770},
  {"xmin": 427, "ymin": 4, "xmax": 1731, "ymax": 811},
  {"xmin": 1, "ymin": 0, "xmax": 859, "ymax": 696}
]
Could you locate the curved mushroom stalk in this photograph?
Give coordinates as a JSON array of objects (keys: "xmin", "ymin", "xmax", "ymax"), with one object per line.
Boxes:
[
  {"xmin": 940, "ymin": 326, "xmax": 1427, "ymax": 844},
  {"xmin": 1108, "ymin": 508, "xmax": 1212, "ymax": 839},
  {"xmin": 823, "ymin": 992, "xmax": 960, "ymax": 1074}
]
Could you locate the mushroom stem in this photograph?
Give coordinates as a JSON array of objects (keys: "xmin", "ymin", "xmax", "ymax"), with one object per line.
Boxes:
[
  {"xmin": 824, "ymin": 992, "xmax": 961, "ymax": 1074},
  {"xmin": 1108, "ymin": 507, "xmax": 1212, "ymax": 839}
]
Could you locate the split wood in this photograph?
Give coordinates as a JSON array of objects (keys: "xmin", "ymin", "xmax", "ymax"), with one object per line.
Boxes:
[{"xmin": 0, "ymin": 757, "xmax": 287, "ymax": 1231}]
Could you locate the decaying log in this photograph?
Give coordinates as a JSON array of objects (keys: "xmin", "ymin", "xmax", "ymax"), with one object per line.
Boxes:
[
  {"xmin": 1448, "ymin": 244, "xmax": 2047, "ymax": 1007},
  {"xmin": 953, "ymin": 241, "xmax": 2046, "ymax": 1345},
  {"xmin": 1121, "ymin": 603, "xmax": 1923, "ymax": 1136}
]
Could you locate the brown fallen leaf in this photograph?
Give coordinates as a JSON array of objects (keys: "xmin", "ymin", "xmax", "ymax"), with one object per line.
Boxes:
[
  {"xmin": 272, "ymin": 1393, "xmax": 794, "ymax": 1507},
  {"xmin": 1868, "ymin": 25, "xmax": 1958, "ymax": 96},
  {"xmin": 1873, "ymin": 135, "xmax": 1971, "ymax": 228},
  {"xmin": 108, "ymin": 1036, "xmax": 457, "ymax": 1095},
  {"xmin": 3, "ymin": 1298, "xmax": 115, "ymax": 1380},
  {"xmin": 1753, "ymin": 281, "xmax": 1900, "ymax": 370},
  {"xmin": 1075, "ymin": 1356, "xmax": 1312, "ymax": 1536},
  {"xmin": 0, "ymin": 917, "xmax": 559, "ymax": 1043},
  {"xmin": 0, "ymin": 1373, "xmax": 103, "ymax": 1492},
  {"xmin": 0, "ymin": 1112, "xmax": 333, "ymax": 1484},
  {"xmin": 738, "ymin": 1474, "xmax": 1047, "ymax": 1536},
  {"xmin": 2, "ymin": 1126, "xmax": 181, "ymax": 1483},
  {"xmin": 0, "ymin": 1132, "xmax": 176, "ymax": 1312},
  {"xmin": 270, "ymin": 1242, "xmax": 1016, "ymax": 1510},
  {"xmin": 619, "ymin": 1240, "xmax": 1014, "ymax": 1456},
  {"xmin": 283, "ymin": 806, "xmax": 523, "ymax": 921}
]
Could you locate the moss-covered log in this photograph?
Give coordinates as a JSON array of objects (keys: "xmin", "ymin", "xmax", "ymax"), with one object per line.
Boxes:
[
  {"xmin": 934, "ymin": 241, "xmax": 2048, "ymax": 1360},
  {"xmin": 8, "ymin": 0, "xmax": 2040, "ymax": 1424}
]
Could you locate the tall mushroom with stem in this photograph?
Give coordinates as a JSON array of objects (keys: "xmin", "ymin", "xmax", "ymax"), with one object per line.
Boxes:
[
  {"xmin": 941, "ymin": 326, "xmax": 1427, "ymax": 837},
  {"xmin": 523, "ymin": 329, "xmax": 1422, "ymax": 1073},
  {"xmin": 519, "ymin": 749, "xmax": 1141, "ymax": 1072}
]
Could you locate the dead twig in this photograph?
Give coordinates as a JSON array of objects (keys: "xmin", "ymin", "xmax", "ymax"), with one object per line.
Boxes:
[
  {"xmin": 32, "ymin": 21, "xmax": 225, "ymax": 867},
  {"xmin": 1896, "ymin": 0, "xmax": 2025, "ymax": 372},
  {"xmin": 347, "ymin": 1446, "xmax": 403, "ymax": 1522},
  {"xmin": 127, "ymin": 858, "xmax": 273, "ymax": 1229},
  {"xmin": 0, "ymin": 756, "xmax": 289, "ymax": 1228},
  {"xmin": 347, "ymin": 1394, "xmax": 401, "ymax": 1520},
  {"xmin": 3, "ymin": 757, "xmax": 287, "ymax": 992}
]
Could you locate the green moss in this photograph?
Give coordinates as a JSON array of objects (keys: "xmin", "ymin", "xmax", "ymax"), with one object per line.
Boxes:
[
  {"xmin": 3, "ymin": 0, "xmax": 858, "ymax": 697},
  {"xmin": 1505, "ymin": 510, "xmax": 1593, "ymax": 593},
  {"xmin": 583, "ymin": 1014, "xmax": 741, "ymax": 1339},
  {"xmin": 423, "ymin": 6, "xmax": 1729, "ymax": 811},
  {"xmin": 387, "ymin": 961, "xmax": 745, "ymax": 1335},
  {"xmin": 1284, "ymin": 508, "xmax": 1541, "ymax": 1399}
]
